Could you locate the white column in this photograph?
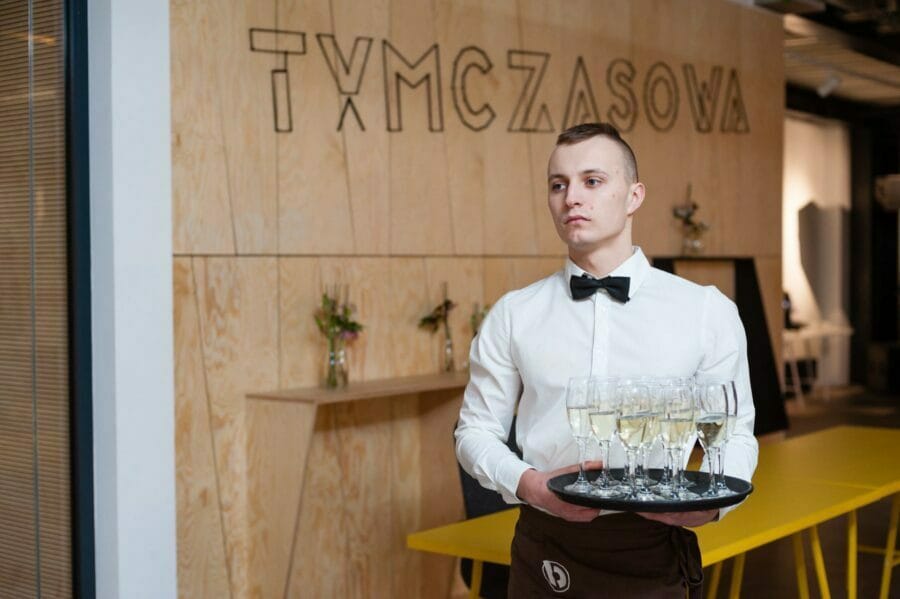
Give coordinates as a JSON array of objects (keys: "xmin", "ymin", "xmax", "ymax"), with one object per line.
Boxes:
[{"xmin": 88, "ymin": 0, "xmax": 176, "ymax": 597}]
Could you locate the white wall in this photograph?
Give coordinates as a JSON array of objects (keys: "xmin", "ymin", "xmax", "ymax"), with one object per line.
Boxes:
[
  {"xmin": 783, "ymin": 114, "xmax": 850, "ymax": 324},
  {"xmin": 783, "ymin": 113, "xmax": 851, "ymax": 385},
  {"xmin": 89, "ymin": 0, "xmax": 176, "ymax": 597}
]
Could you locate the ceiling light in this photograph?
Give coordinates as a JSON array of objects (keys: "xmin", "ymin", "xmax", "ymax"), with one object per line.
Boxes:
[{"xmin": 816, "ymin": 72, "xmax": 841, "ymax": 97}]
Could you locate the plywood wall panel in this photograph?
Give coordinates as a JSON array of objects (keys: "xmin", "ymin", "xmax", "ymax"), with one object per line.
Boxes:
[
  {"xmin": 331, "ymin": 0, "xmax": 393, "ymax": 254},
  {"xmin": 513, "ymin": 257, "xmax": 565, "ymax": 290},
  {"xmin": 733, "ymin": 8, "xmax": 784, "ymax": 258},
  {"xmin": 423, "ymin": 257, "xmax": 484, "ymax": 370},
  {"xmin": 171, "ymin": 0, "xmax": 236, "ymax": 254},
  {"xmin": 332, "ymin": 399, "xmax": 396, "ymax": 598},
  {"xmin": 277, "ymin": 0, "xmax": 356, "ymax": 254},
  {"xmin": 388, "ymin": 258, "xmax": 440, "ymax": 376},
  {"xmin": 482, "ymin": 258, "xmax": 521, "ymax": 306},
  {"xmin": 317, "ymin": 258, "xmax": 396, "ymax": 381},
  {"xmin": 685, "ymin": 3, "xmax": 740, "ymax": 258},
  {"xmin": 246, "ymin": 399, "xmax": 316, "ymax": 599},
  {"xmin": 516, "ymin": 0, "xmax": 579, "ymax": 256},
  {"xmin": 437, "ymin": 0, "xmax": 539, "ymax": 256},
  {"xmin": 387, "ymin": 0, "xmax": 454, "ymax": 255},
  {"xmin": 388, "ymin": 394, "xmax": 424, "ymax": 598},
  {"xmin": 629, "ymin": 1, "xmax": 698, "ymax": 258},
  {"xmin": 286, "ymin": 408, "xmax": 350, "ymax": 598},
  {"xmin": 673, "ymin": 260, "xmax": 736, "ymax": 301},
  {"xmin": 434, "ymin": 0, "xmax": 488, "ymax": 256},
  {"xmin": 193, "ymin": 257, "xmax": 280, "ymax": 597},
  {"xmin": 417, "ymin": 391, "xmax": 466, "ymax": 598},
  {"xmin": 482, "ymin": 256, "xmax": 562, "ymax": 305},
  {"xmin": 173, "ymin": 258, "xmax": 231, "ymax": 599},
  {"xmin": 279, "ymin": 257, "xmax": 323, "ymax": 388},
  {"xmin": 218, "ymin": 0, "xmax": 279, "ymax": 254}
]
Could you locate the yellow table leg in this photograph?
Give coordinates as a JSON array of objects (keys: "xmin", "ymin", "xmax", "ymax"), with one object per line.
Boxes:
[
  {"xmin": 727, "ymin": 553, "xmax": 745, "ymax": 599},
  {"xmin": 878, "ymin": 493, "xmax": 899, "ymax": 599},
  {"xmin": 469, "ymin": 560, "xmax": 483, "ymax": 599},
  {"xmin": 809, "ymin": 525, "xmax": 831, "ymax": 599},
  {"xmin": 793, "ymin": 532, "xmax": 810, "ymax": 599},
  {"xmin": 706, "ymin": 561, "xmax": 723, "ymax": 599},
  {"xmin": 847, "ymin": 509, "xmax": 857, "ymax": 599}
]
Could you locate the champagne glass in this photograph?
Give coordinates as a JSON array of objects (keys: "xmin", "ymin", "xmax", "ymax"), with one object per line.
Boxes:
[
  {"xmin": 695, "ymin": 380, "xmax": 728, "ymax": 497},
  {"xmin": 588, "ymin": 377, "xmax": 625, "ymax": 498},
  {"xmin": 637, "ymin": 378, "xmax": 664, "ymax": 490},
  {"xmin": 616, "ymin": 378, "xmax": 652, "ymax": 500},
  {"xmin": 564, "ymin": 377, "xmax": 593, "ymax": 493},
  {"xmin": 712, "ymin": 380, "xmax": 739, "ymax": 496},
  {"xmin": 658, "ymin": 378, "xmax": 698, "ymax": 499}
]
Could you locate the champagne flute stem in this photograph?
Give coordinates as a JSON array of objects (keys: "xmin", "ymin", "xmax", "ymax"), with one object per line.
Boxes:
[
  {"xmin": 706, "ymin": 447, "xmax": 717, "ymax": 490},
  {"xmin": 576, "ymin": 438, "xmax": 587, "ymax": 483},
  {"xmin": 602, "ymin": 441, "xmax": 611, "ymax": 484},
  {"xmin": 661, "ymin": 447, "xmax": 673, "ymax": 486},
  {"xmin": 716, "ymin": 446, "xmax": 728, "ymax": 491},
  {"xmin": 673, "ymin": 447, "xmax": 684, "ymax": 492},
  {"xmin": 626, "ymin": 448, "xmax": 637, "ymax": 496}
]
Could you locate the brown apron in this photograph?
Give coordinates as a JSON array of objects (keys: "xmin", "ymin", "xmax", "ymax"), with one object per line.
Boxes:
[{"xmin": 508, "ymin": 506, "xmax": 703, "ymax": 598}]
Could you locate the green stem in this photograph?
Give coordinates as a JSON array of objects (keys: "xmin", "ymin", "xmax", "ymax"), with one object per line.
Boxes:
[{"xmin": 326, "ymin": 335, "xmax": 337, "ymax": 388}]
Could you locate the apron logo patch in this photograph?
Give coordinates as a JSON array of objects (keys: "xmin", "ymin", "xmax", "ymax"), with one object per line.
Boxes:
[{"xmin": 541, "ymin": 560, "xmax": 571, "ymax": 593}]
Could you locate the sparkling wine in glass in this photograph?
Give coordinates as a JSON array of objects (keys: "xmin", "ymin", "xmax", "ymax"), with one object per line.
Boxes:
[
  {"xmin": 564, "ymin": 377, "xmax": 593, "ymax": 493},
  {"xmin": 616, "ymin": 378, "xmax": 652, "ymax": 500},
  {"xmin": 696, "ymin": 380, "xmax": 728, "ymax": 497},
  {"xmin": 657, "ymin": 378, "xmax": 698, "ymax": 499},
  {"xmin": 712, "ymin": 380, "xmax": 739, "ymax": 496},
  {"xmin": 588, "ymin": 377, "xmax": 624, "ymax": 498},
  {"xmin": 637, "ymin": 379, "xmax": 664, "ymax": 490}
]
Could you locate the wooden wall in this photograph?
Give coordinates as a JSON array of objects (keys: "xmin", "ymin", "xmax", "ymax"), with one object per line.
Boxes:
[{"xmin": 171, "ymin": 1, "xmax": 784, "ymax": 596}]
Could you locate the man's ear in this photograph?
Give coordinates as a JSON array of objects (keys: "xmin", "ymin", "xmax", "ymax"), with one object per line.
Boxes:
[{"xmin": 626, "ymin": 182, "xmax": 645, "ymax": 216}]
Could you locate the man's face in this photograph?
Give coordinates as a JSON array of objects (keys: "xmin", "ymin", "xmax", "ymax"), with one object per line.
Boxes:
[{"xmin": 547, "ymin": 136, "xmax": 643, "ymax": 254}]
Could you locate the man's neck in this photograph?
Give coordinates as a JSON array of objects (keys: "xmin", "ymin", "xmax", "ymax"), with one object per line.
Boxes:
[{"xmin": 569, "ymin": 242, "xmax": 634, "ymax": 278}]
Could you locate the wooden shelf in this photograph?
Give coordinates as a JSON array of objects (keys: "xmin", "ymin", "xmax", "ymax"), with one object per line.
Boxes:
[{"xmin": 247, "ymin": 370, "xmax": 470, "ymax": 406}]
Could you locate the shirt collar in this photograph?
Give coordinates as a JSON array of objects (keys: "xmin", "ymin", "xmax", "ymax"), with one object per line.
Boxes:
[{"xmin": 564, "ymin": 246, "xmax": 651, "ymax": 301}]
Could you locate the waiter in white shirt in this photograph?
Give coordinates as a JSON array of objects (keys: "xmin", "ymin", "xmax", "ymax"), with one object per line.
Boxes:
[{"xmin": 455, "ymin": 122, "xmax": 758, "ymax": 598}]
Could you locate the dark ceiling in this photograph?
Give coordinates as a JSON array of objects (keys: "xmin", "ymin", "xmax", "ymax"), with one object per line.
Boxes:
[{"xmin": 759, "ymin": 0, "xmax": 900, "ymax": 108}]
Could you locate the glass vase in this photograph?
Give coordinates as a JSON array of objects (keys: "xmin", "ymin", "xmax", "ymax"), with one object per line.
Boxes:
[
  {"xmin": 682, "ymin": 231, "xmax": 704, "ymax": 255},
  {"xmin": 325, "ymin": 339, "xmax": 348, "ymax": 388},
  {"xmin": 442, "ymin": 329, "xmax": 455, "ymax": 372}
]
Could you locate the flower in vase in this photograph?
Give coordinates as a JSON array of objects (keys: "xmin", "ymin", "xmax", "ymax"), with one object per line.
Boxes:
[
  {"xmin": 419, "ymin": 285, "xmax": 457, "ymax": 372},
  {"xmin": 314, "ymin": 288, "xmax": 363, "ymax": 388}
]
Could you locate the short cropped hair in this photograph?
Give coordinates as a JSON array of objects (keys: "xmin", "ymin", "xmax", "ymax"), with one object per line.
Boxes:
[{"xmin": 556, "ymin": 122, "xmax": 639, "ymax": 183}]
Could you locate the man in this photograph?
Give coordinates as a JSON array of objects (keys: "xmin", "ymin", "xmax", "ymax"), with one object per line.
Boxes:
[{"xmin": 455, "ymin": 123, "xmax": 758, "ymax": 597}]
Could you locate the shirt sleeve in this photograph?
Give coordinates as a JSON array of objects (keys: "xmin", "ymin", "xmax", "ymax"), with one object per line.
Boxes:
[
  {"xmin": 454, "ymin": 294, "xmax": 533, "ymax": 504},
  {"xmin": 697, "ymin": 286, "xmax": 759, "ymax": 519}
]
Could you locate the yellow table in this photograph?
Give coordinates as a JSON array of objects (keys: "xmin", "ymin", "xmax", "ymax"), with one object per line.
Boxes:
[
  {"xmin": 756, "ymin": 425, "xmax": 900, "ymax": 599},
  {"xmin": 407, "ymin": 426, "xmax": 900, "ymax": 599},
  {"xmin": 758, "ymin": 426, "xmax": 900, "ymax": 494},
  {"xmin": 697, "ymin": 464, "xmax": 885, "ymax": 599}
]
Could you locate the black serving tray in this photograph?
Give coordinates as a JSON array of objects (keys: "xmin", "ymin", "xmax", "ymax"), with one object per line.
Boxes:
[{"xmin": 548, "ymin": 468, "xmax": 753, "ymax": 513}]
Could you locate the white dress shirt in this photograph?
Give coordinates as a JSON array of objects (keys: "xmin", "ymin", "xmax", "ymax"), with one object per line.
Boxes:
[{"xmin": 455, "ymin": 247, "xmax": 758, "ymax": 510}]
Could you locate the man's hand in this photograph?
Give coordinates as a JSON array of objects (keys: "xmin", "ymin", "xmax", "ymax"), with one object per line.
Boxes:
[
  {"xmin": 637, "ymin": 509, "xmax": 719, "ymax": 528},
  {"xmin": 516, "ymin": 462, "xmax": 603, "ymax": 522}
]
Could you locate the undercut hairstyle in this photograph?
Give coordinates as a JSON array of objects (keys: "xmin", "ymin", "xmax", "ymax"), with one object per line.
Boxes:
[{"xmin": 556, "ymin": 122, "xmax": 639, "ymax": 183}]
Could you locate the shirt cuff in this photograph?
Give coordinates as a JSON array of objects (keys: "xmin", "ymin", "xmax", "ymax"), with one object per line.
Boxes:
[{"xmin": 496, "ymin": 457, "xmax": 534, "ymax": 504}]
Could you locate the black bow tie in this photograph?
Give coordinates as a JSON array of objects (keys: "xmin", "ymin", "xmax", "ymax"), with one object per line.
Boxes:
[{"xmin": 569, "ymin": 274, "xmax": 631, "ymax": 303}]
